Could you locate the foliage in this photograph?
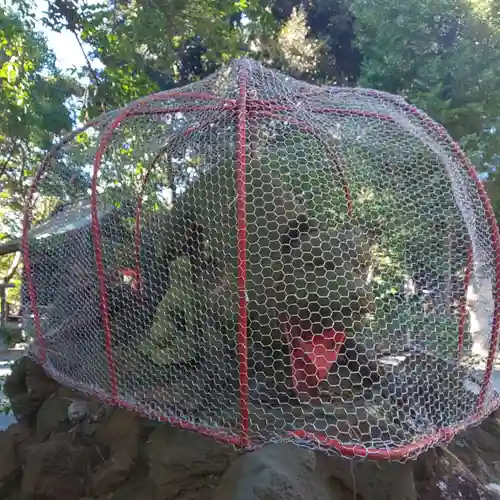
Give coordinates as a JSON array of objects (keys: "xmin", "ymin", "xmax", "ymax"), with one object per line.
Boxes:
[
  {"xmin": 1, "ymin": 0, "xmax": 500, "ymax": 308},
  {"xmin": 349, "ymin": 0, "xmax": 500, "ymax": 177},
  {"xmin": 0, "ymin": 323, "xmax": 23, "ymax": 347},
  {"xmin": 0, "ymin": 400, "xmax": 12, "ymax": 416},
  {"xmin": 32, "ymin": 0, "xmax": 500, "ymax": 202},
  {"xmin": 41, "ymin": 0, "xmax": 263, "ymax": 117},
  {"xmin": 0, "ymin": 7, "xmax": 76, "ymax": 228},
  {"xmin": 0, "ymin": 5, "xmax": 87, "ymax": 307}
]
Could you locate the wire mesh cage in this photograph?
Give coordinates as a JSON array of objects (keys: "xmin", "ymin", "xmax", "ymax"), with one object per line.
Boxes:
[{"xmin": 21, "ymin": 58, "xmax": 500, "ymax": 460}]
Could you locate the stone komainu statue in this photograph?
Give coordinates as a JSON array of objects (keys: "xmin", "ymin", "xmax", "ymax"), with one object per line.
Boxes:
[{"xmin": 21, "ymin": 58, "xmax": 500, "ymax": 460}]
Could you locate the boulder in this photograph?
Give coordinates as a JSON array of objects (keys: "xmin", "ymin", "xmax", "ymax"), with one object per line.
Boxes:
[
  {"xmin": 0, "ymin": 431, "xmax": 21, "ymax": 492},
  {"xmin": 35, "ymin": 395, "xmax": 71, "ymax": 440},
  {"xmin": 214, "ymin": 443, "xmax": 344, "ymax": 500},
  {"xmin": 3, "ymin": 357, "xmax": 57, "ymax": 424},
  {"xmin": 6, "ymin": 356, "xmax": 500, "ymax": 500},
  {"xmin": 316, "ymin": 452, "xmax": 417, "ymax": 500},
  {"xmin": 0, "ymin": 424, "xmax": 30, "ymax": 496},
  {"xmin": 413, "ymin": 416, "xmax": 500, "ymax": 500},
  {"xmin": 146, "ymin": 425, "xmax": 236, "ymax": 500},
  {"xmin": 88, "ymin": 408, "xmax": 140, "ymax": 497},
  {"xmin": 414, "ymin": 447, "xmax": 499, "ymax": 500},
  {"xmin": 91, "ymin": 470, "xmax": 155, "ymax": 500},
  {"xmin": 21, "ymin": 433, "xmax": 101, "ymax": 500}
]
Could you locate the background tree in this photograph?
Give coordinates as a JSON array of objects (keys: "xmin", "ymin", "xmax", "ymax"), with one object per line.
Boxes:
[
  {"xmin": 0, "ymin": 5, "xmax": 83, "ymax": 307},
  {"xmin": 35, "ymin": 0, "xmax": 500, "ymax": 184},
  {"xmin": 3, "ymin": 0, "xmax": 500, "ymax": 312},
  {"xmin": 349, "ymin": 0, "xmax": 500, "ymax": 174}
]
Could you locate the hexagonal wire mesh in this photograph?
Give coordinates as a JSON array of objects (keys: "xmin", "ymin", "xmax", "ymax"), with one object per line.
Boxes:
[{"xmin": 21, "ymin": 58, "xmax": 500, "ymax": 460}]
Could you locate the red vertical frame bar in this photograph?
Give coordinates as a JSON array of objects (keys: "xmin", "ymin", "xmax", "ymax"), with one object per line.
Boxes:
[
  {"xmin": 90, "ymin": 110, "xmax": 134, "ymax": 402},
  {"xmin": 236, "ymin": 62, "xmax": 249, "ymax": 446},
  {"xmin": 22, "ymin": 193, "xmax": 47, "ymax": 364},
  {"xmin": 20, "ymin": 121, "xmax": 115, "ymax": 369}
]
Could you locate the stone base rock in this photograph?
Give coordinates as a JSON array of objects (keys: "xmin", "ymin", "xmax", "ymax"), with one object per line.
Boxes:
[
  {"xmin": 1, "ymin": 355, "xmax": 500, "ymax": 500},
  {"xmin": 3, "ymin": 357, "xmax": 57, "ymax": 424},
  {"xmin": 21, "ymin": 433, "xmax": 101, "ymax": 500},
  {"xmin": 89, "ymin": 408, "xmax": 140, "ymax": 497},
  {"xmin": 0, "ymin": 423, "xmax": 31, "ymax": 496},
  {"xmin": 146, "ymin": 425, "xmax": 237, "ymax": 500},
  {"xmin": 214, "ymin": 443, "xmax": 346, "ymax": 500},
  {"xmin": 316, "ymin": 453, "xmax": 417, "ymax": 500}
]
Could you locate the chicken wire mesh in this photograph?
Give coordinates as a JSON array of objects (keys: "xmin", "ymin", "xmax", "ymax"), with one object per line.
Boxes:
[{"xmin": 21, "ymin": 58, "xmax": 500, "ymax": 460}]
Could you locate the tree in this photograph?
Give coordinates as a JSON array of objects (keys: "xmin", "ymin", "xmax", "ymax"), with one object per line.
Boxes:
[
  {"xmin": 7, "ymin": 0, "xmax": 499, "ymax": 217},
  {"xmin": 41, "ymin": 0, "xmax": 265, "ymax": 118},
  {"xmin": 349, "ymin": 0, "xmax": 500, "ymax": 177},
  {"xmin": 6, "ymin": 0, "xmax": 500, "ymax": 224},
  {"xmin": 0, "ymin": 6, "xmax": 83, "ymax": 228},
  {"xmin": 268, "ymin": 0, "xmax": 500, "ymax": 216},
  {"xmin": 0, "ymin": 5, "xmax": 84, "ymax": 307}
]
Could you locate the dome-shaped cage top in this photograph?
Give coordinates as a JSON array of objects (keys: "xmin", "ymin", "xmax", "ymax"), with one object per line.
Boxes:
[{"xmin": 21, "ymin": 58, "xmax": 500, "ymax": 460}]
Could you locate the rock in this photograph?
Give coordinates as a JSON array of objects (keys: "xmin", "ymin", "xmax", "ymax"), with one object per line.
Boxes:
[
  {"xmin": 56, "ymin": 385, "xmax": 84, "ymax": 400},
  {"xmin": 67, "ymin": 397, "xmax": 104, "ymax": 424},
  {"xmin": 316, "ymin": 452, "xmax": 417, "ymax": 500},
  {"xmin": 24, "ymin": 358, "xmax": 57, "ymax": 398},
  {"xmin": 100, "ymin": 471, "xmax": 155, "ymax": 500},
  {"xmin": 411, "ymin": 415, "xmax": 500, "ymax": 500},
  {"xmin": 7, "ymin": 421, "xmax": 32, "ymax": 451},
  {"xmin": 21, "ymin": 433, "xmax": 101, "ymax": 500},
  {"xmin": 88, "ymin": 408, "xmax": 140, "ymax": 497},
  {"xmin": 0, "ymin": 423, "xmax": 32, "ymax": 496},
  {"xmin": 36, "ymin": 395, "xmax": 71, "ymax": 440},
  {"xmin": 6, "ymin": 353, "xmax": 500, "ymax": 500},
  {"xmin": 146, "ymin": 425, "xmax": 235, "ymax": 500},
  {"xmin": 5, "ymin": 487, "xmax": 22, "ymax": 500},
  {"xmin": 0, "ymin": 429, "xmax": 21, "ymax": 495},
  {"xmin": 414, "ymin": 448, "xmax": 498, "ymax": 500},
  {"xmin": 214, "ymin": 443, "xmax": 339, "ymax": 500},
  {"xmin": 3, "ymin": 357, "xmax": 57, "ymax": 424},
  {"xmin": 474, "ymin": 416, "xmax": 500, "ymax": 452}
]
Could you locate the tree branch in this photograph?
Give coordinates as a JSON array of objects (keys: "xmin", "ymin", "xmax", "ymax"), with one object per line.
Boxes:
[
  {"xmin": 2, "ymin": 252, "xmax": 21, "ymax": 283},
  {"xmin": 0, "ymin": 239, "xmax": 20, "ymax": 257},
  {"xmin": 72, "ymin": 30, "xmax": 100, "ymax": 86},
  {"xmin": 17, "ymin": 142, "xmax": 27, "ymax": 194},
  {"xmin": 0, "ymin": 140, "xmax": 19, "ymax": 179}
]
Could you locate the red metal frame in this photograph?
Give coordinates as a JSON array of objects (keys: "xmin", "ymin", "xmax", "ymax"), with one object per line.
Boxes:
[
  {"xmin": 356, "ymin": 90, "xmax": 500, "ymax": 414},
  {"xmin": 236, "ymin": 65, "xmax": 250, "ymax": 446},
  {"xmin": 22, "ymin": 60, "xmax": 500, "ymax": 459},
  {"xmin": 90, "ymin": 99, "xmax": 237, "ymax": 403},
  {"xmin": 21, "ymin": 182, "xmax": 46, "ymax": 364}
]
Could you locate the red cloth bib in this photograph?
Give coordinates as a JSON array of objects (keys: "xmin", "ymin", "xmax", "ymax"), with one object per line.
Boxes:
[{"xmin": 283, "ymin": 322, "xmax": 346, "ymax": 395}]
